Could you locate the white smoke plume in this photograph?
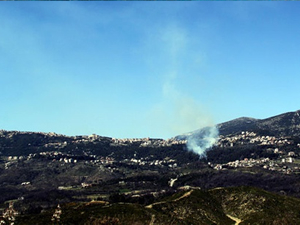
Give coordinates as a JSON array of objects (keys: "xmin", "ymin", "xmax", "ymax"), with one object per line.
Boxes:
[
  {"xmin": 186, "ymin": 126, "xmax": 219, "ymax": 157},
  {"xmin": 147, "ymin": 24, "xmax": 220, "ymax": 156}
]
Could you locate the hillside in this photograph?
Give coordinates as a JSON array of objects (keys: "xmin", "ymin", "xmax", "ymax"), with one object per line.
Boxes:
[
  {"xmin": 1, "ymin": 109, "xmax": 300, "ymax": 224},
  {"xmin": 11, "ymin": 187, "xmax": 300, "ymax": 225},
  {"xmin": 218, "ymin": 110, "xmax": 300, "ymax": 136},
  {"xmin": 210, "ymin": 186, "xmax": 300, "ymax": 225}
]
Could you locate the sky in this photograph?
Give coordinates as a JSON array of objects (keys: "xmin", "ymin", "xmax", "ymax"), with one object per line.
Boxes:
[{"xmin": 1, "ymin": 2, "xmax": 300, "ymax": 139}]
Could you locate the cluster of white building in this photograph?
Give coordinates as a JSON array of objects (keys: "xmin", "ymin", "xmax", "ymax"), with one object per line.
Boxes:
[
  {"xmin": 123, "ymin": 157, "xmax": 177, "ymax": 168},
  {"xmin": 0, "ymin": 202, "xmax": 18, "ymax": 225},
  {"xmin": 44, "ymin": 141, "xmax": 68, "ymax": 148},
  {"xmin": 3, "ymin": 150, "xmax": 116, "ymax": 171},
  {"xmin": 211, "ymin": 155, "xmax": 298, "ymax": 174},
  {"xmin": 218, "ymin": 131, "xmax": 295, "ymax": 147},
  {"xmin": 0, "ymin": 130, "xmax": 66, "ymax": 139},
  {"xmin": 139, "ymin": 138, "xmax": 187, "ymax": 147},
  {"xmin": 51, "ymin": 204, "xmax": 62, "ymax": 223},
  {"xmin": 112, "ymin": 137, "xmax": 150, "ymax": 144},
  {"xmin": 224, "ymin": 157, "xmax": 271, "ymax": 168},
  {"xmin": 110, "ymin": 137, "xmax": 187, "ymax": 148}
]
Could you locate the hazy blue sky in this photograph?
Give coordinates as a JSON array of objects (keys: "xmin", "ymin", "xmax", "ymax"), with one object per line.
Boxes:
[{"xmin": 1, "ymin": 2, "xmax": 300, "ymax": 139}]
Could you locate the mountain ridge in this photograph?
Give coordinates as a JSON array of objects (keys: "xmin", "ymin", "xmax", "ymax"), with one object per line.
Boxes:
[
  {"xmin": 217, "ymin": 109, "xmax": 300, "ymax": 137},
  {"xmin": 1, "ymin": 109, "xmax": 300, "ymax": 141}
]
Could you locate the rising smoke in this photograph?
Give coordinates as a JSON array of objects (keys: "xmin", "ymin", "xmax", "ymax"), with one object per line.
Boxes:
[
  {"xmin": 148, "ymin": 24, "xmax": 219, "ymax": 155},
  {"xmin": 186, "ymin": 126, "xmax": 219, "ymax": 157}
]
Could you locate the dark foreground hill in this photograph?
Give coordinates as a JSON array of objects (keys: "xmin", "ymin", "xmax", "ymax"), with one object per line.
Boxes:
[{"xmin": 13, "ymin": 186, "xmax": 300, "ymax": 225}]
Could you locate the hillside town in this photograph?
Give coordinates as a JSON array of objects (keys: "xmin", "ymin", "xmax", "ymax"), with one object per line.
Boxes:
[
  {"xmin": 0, "ymin": 130, "xmax": 187, "ymax": 153},
  {"xmin": 2, "ymin": 130, "xmax": 300, "ymax": 174},
  {"xmin": 3, "ymin": 149, "xmax": 179, "ymax": 172},
  {"xmin": 111, "ymin": 137, "xmax": 187, "ymax": 147},
  {"xmin": 210, "ymin": 156, "xmax": 300, "ymax": 175},
  {"xmin": 217, "ymin": 131, "xmax": 296, "ymax": 148},
  {"xmin": 211, "ymin": 131, "xmax": 300, "ymax": 174}
]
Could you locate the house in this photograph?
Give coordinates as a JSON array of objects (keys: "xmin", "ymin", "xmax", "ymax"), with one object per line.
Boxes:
[
  {"xmin": 288, "ymin": 152, "xmax": 295, "ymax": 157},
  {"xmin": 287, "ymin": 157, "xmax": 294, "ymax": 163},
  {"xmin": 81, "ymin": 183, "xmax": 92, "ymax": 188}
]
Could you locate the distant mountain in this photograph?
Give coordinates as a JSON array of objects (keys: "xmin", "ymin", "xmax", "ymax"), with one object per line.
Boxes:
[{"xmin": 218, "ymin": 110, "xmax": 300, "ymax": 137}]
